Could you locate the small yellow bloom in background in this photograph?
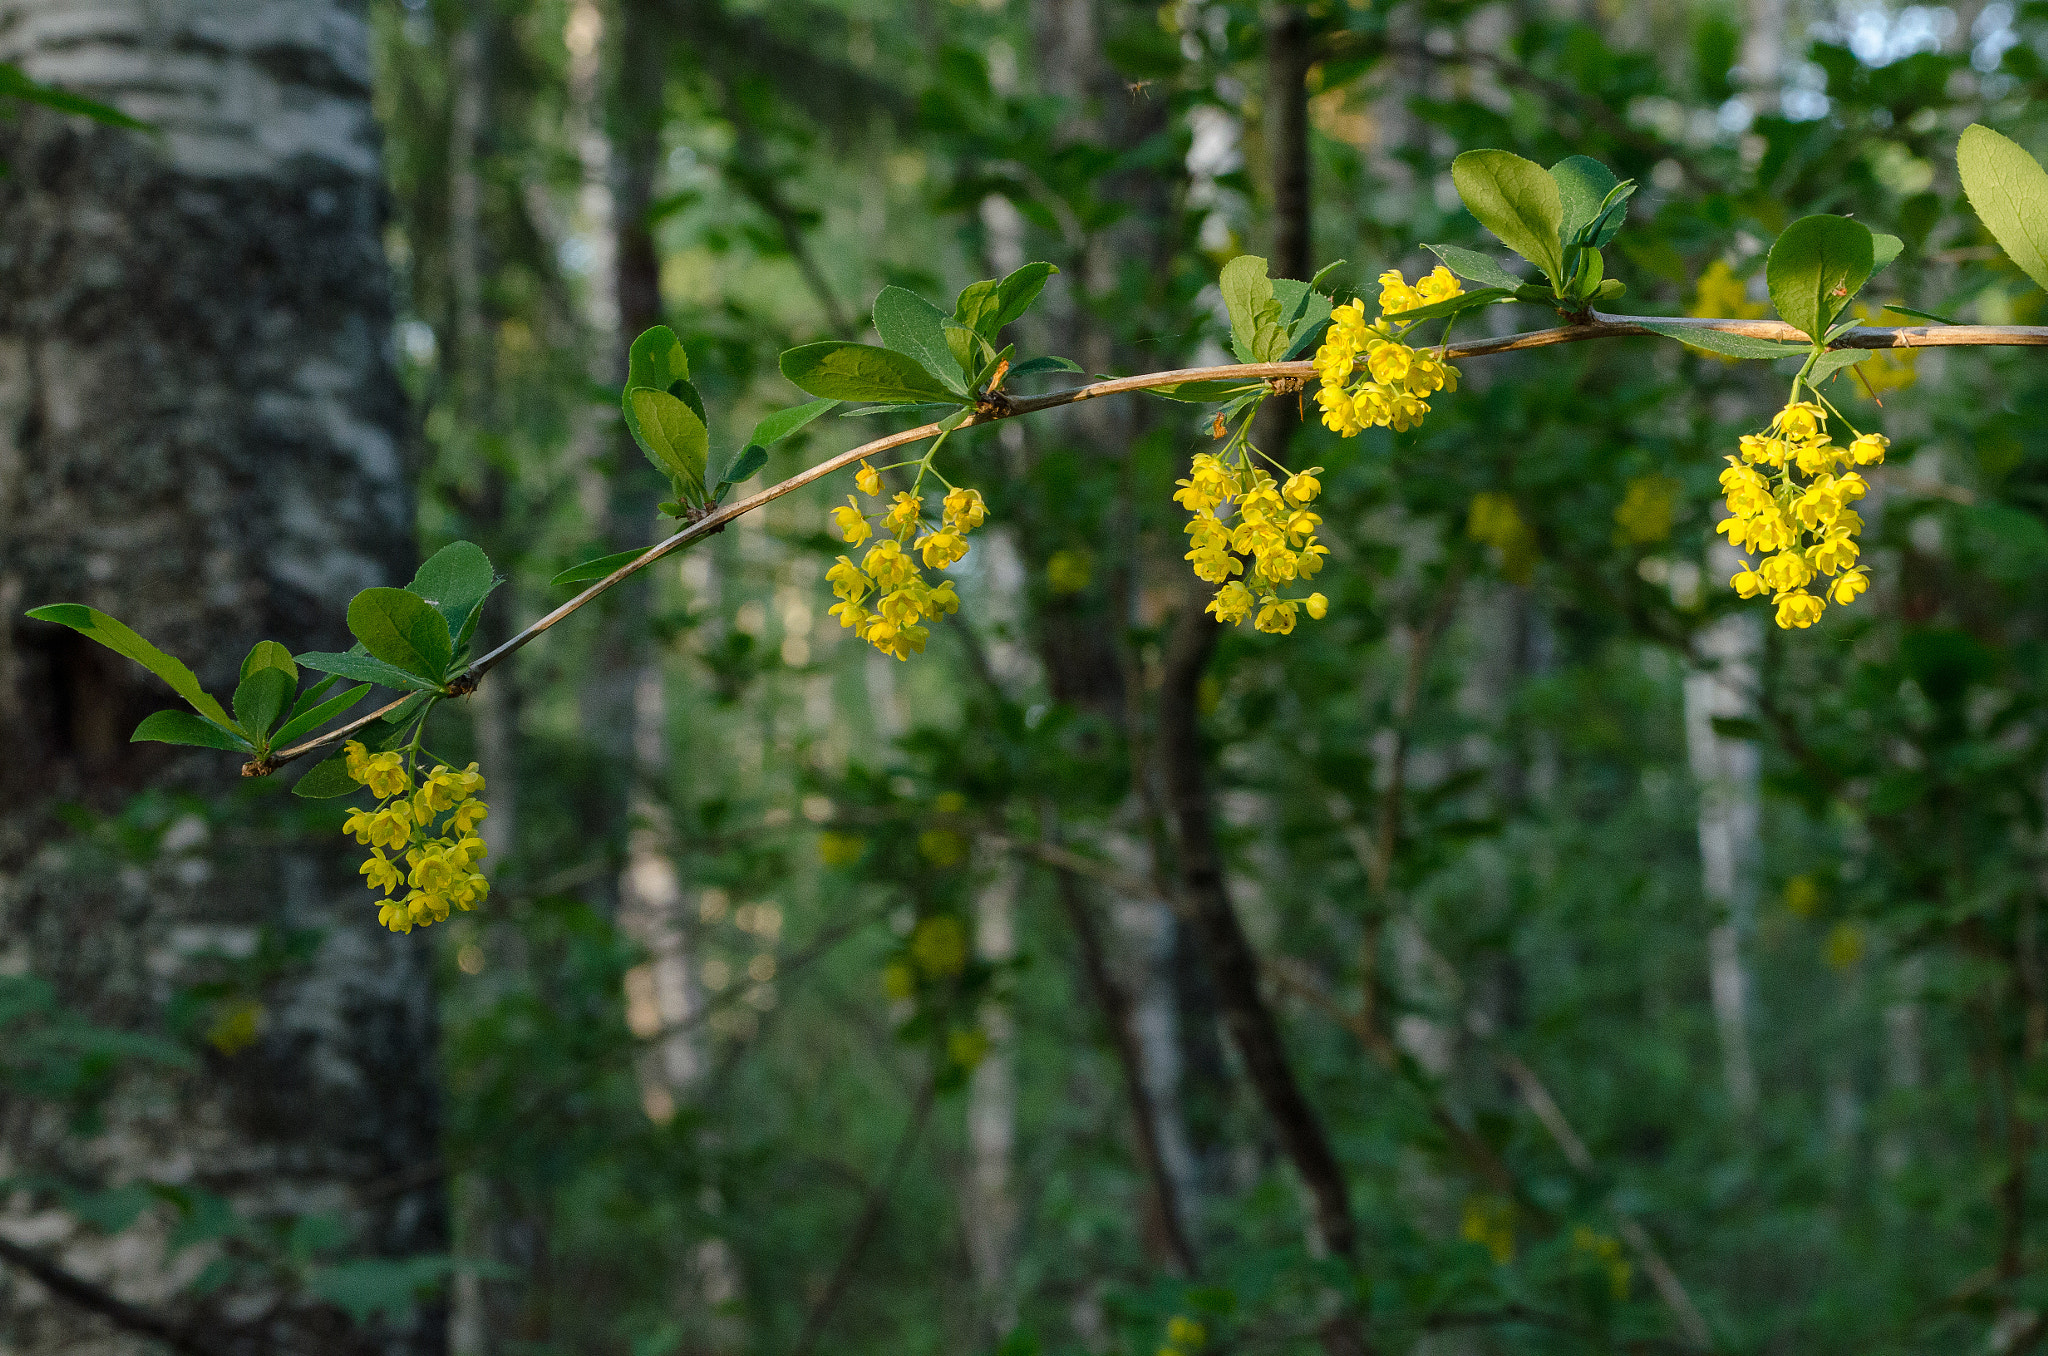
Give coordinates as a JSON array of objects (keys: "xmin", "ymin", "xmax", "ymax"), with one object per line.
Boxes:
[
  {"xmin": 855, "ymin": 460, "xmax": 882, "ymax": 496},
  {"xmin": 881, "ymin": 961, "xmax": 915, "ymax": 1001},
  {"xmin": 207, "ymin": 999, "xmax": 263, "ymax": 1056},
  {"xmin": 818, "ymin": 831, "xmax": 867, "ymax": 866},
  {"xmin": 1784, "ymin": 874, "xmax": 1821, "ymax": 917},
  {"xmin": 1461, "ymin": 1195, "xmax": 1516, "ymax": 1265},
  {"xmin": 1046, "ymin": 548, "xmax": 1093, "ymax": 595},
  {"xmin": 1614, "ymin": 476, "xmax": 1679, "ymax": 546},
  {"xmin": 910, "ymin": 914, "xmax": 968, "ymax": 978},
  {"xmin": 918, "ymin": 826, "xmax": 968, "ymax": 867},
  {"xmin": 1572, "ymin": 1225, "xmax": 1632, "ymax": 1299},
  {"xmin": 947, "ymin": 1027, "xmax": 989, "ymax": 1070},
  {"xmin": 1165, "ymin": 1317, "xmax": 1207, "ymax": 1351},
  {"xmin": 1823, "ymin": 921, "xmax": 1866, "ymax": 970},
  {"xmin": 1468, "ymin": 492, "xmax": 1538, "ymax": 584},
  {"xmin": 1851, "ymin": 304, "xmax": 1919, "ymax": 392}
]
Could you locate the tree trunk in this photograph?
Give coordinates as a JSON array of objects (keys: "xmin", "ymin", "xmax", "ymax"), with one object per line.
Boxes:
[{"xmin": 0, "ymin": 3, "xmax": 443, "ymax": 1354}]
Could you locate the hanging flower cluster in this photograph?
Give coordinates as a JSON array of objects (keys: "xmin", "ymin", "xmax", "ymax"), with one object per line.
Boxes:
[
  {"xmin": 341, "ymin": 741, "xmax": 489, "ymax": 933},
  {"xmin": 1313, "ymin": 267, "xmax": 1464, "ymax": 436},
  {"xmin": 826, "ymin": 460, "xmax": 982, "ymax": 660},
  {"xmin": 1175, "ymin": 449, "xmax": 1329, "ymax": 634},
  {"xmin": 1719, "ymin": 399, "xmax": 1885, "ymax": 629}
]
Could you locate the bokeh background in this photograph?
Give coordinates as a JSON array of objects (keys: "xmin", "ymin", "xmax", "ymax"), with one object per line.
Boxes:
[{"xmin": 5, "ymin": 1, "xmax": 2048, "ymax": 1354}]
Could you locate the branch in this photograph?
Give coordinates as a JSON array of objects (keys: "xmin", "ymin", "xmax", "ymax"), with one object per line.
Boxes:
[
  {"xmin": 0, "ymin": 1236, "xmax": 221, "ymax": 1356},
  {"xmin": 788, "ymin": 1075, "xmax": 936, "ymax": 1356},
  {"xmin": 250, "ymin": 315, "xmax": 2048, "ymax": 773}
]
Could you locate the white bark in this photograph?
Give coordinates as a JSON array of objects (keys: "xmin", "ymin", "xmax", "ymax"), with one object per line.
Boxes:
[
  {"xmin": 1683, "ymin": 556, "xmax": 1762, "ymax": 1117},
  {"xmin": 965, "ymin": 862, "xmax": 1020, "ymax": 1334}
]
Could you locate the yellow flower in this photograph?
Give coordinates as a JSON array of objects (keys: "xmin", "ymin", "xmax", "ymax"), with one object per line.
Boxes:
[
  {"xmin": 855, "ymin": 460, "xmax": 882, "ymax": 496},
  {"xmin": 450, "ymin": 800, "xmax": 489, "ymax": 835},
  {"xmin": 918, "ymin": 529, "xmax": 970, "ymax": 570},
  {"xmin": 1254, "ymin": 598, "xmax": 1299, "ymax": 634},
  {"xmin": 1775, "ymin": 590, "xmax": 1825, "ymax": 629},
  {"xmin": 1614, "ymin": 476, "xmax": 1678, "ymax": 546},
  {"xmin": 883, "ymin": 491, "xmax": 923, "ymax": 538},
  {"xmin": 1305, "ymin": 592, "xmax": 1328, "ymax": 620},
  {"xmin": 360, "ymin": 851, "xmax": 402, "ymax": 896},
  {"xmin": 1829, "ymin": 569, "xmax": 1869, "ymax": 605},
  {"xmin": 1282, "ymin": 469, "xmax": 1321, "ymax": 505},
  {"xmin": 1730, "ymin": 567, "xmax": 1767, "ymax": 600},
  {"xmin": 1849, "ymin": 432, "xmax": 1888, "ymax": 465},
  {"xmin": 1689, "ymin": 259, "xmax": 1768, "ymax": 322},
  {"xmin": 942, "ymin": 486, "xmax": 986, "ymax": 530},
  {"xmin": 1206, "ymin": 581, "xmax": 1254, "ymax": 624},
  {"xmin": 831, "ymin": 498, "xmax": 872, "ymax": 546}
]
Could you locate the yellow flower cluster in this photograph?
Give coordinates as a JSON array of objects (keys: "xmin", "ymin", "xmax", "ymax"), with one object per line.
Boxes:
[
  {"xmin": 341, "ymin": 741, "xmax": 489, "ymax": 933},
  {"xmin": 1175, "ymin": 451, "xmax": 1329, "ymax": 634},
  {"xmin": 1571, "ymin": 1225, "xmax": 1633, "ymax": 1300},
  {"xmin": 1718, "ymin": 399, "xmax": 1885, "ymax": 629},
  {"xmin": 1312, "ymin": 267, "xmax": 1463, "ymax": 437},
  {"xmin": 826, "ymin": 460, "xmax": 980, "ymax": 660}
]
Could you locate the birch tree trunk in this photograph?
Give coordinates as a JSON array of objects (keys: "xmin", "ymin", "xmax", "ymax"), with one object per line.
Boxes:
[{"xmin": 0, "ymin": 3, "xmax": 442, "ymax": 1354}]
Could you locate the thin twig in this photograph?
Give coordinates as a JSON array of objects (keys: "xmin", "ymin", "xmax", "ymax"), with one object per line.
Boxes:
[
  {"xmin": 0, "ymin": 1236, "xmax": 221, "ymax": 1356},
  {"xmin": 251, "ymin": 316, "xmax": 2048, "ymax": 773},
  {"xmin": 788, "ymin": 1075, "xmax": 937, "ymax": 1356}
]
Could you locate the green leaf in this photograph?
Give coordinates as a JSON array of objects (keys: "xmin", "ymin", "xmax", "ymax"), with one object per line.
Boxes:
[
  {"xmin": 272, "ymin": 683, "xmax": 371, "ymax": 748},
  {"xmin": 239, "ymin": 640, "xmax": 297, "ymax": 684},
  {"xmin": 24, "ymin": 605, "xmax": 234, "ymax": 730},
  {"xmin": 873, "ymin": 286, "xmax": 968, "ymax": 392},
  {"xmin": 1811, "ymin": 349, "xmax": 1873, "ymax": 382},
  {"xmin": 1007, "ymin": 355, "xmax": 1083, "ymax": 379},
  {"xmin": 132, "ymin": 710, "xmax": 249, "ymax": 752},
  {"xmin": 1631, "ymin": 318, "xmax": 1812, "ymax": 360},
  {"xmin": 1766, "ymin": 214, "xmax": 1875, "ymax": 342},
  {"xmin": 1871, "ymin": 233, "xmax": 1904, "ymax": 272},
  {"xmin": 1958, "ymin": 124, "xmax": 2048, "ymax": 294},
  {"xmin": 1451, "ymin": 149, "xmax": 1567, "ymax": 289},
  {"xmin": 779, "ymin": 342, "xmax": 967, "ymax": 405},
  {"xmin": 1881, "ymin": 303, "xmax": 1959, "ymax": 325},
  {"xmin": 550, "ymin": 548, "xmax": 652, "ymax": 588},
  {"xmin": 989, "ymin": 262, "xmax": 1058, "ymax": 334},
  {"xmin": 1551, "ymin": 155, "xmax": 1620, "ymax": 245},
  {"xmin": 621, "ymin": 326, "xmax": 702, "ymax": 465},
  {"xmin": 286, "ymin": 674, "xmax": 340, "ymax": 724},
  {"xmin": 1146, "ymin": 380, "xmax": 1261, "ymax": 403},
  {"xmin": 1385, "ymin": 288, "xmax": 1517, "ymax": 328},
  {"xmin": 346, "ymin": 588, "xmax": 452, "ymax": 683},
  {"xmin": 629, "ymin": 388, "xmax": 711, "ymax": 499},
  {"xmin": 0, "ymin": 62, "xmax": 152, "ymax": 130},
  {"xmin": 743, "ymin": 397, "xmax": 838, "ymax": 452},
  {"xmin": 292, "ymin": 753, "xmax": 362, "ymax": 799},
  {"xmin": 625, "ymin": 325, "xmax": 690, "ymax": 393},
  {"xmin": 1425, "ymin": 243, "xmax": 1524, "ymax": 291},
  {"xmin": 231, "ymin": 668, "xmax": 294, "ymax": 742},
  {"xmin": 943, "ymin": 323, "xmax": 983, "ymax": 381},
  {"xmin": 713, "ymin": 447, "xmax": 768, "ymax": 501},
  {"xmin": 406, "ymin": 541, "xmax": 498, "ymax": 646},
  {"xmin": 1273, "ymin": 279, "xmax": 1334, "ymax": 355},
  {"xmin": 952, "ymin": 281, "xmax": 1001, "ymax": 341},
  {"xmin": 294, "ymin": 650, "xmax": 444, "ymax": 691},
  {"xmin": 1586, "ymin": 182, "xmax": 1636, "ymax": 248},
  {"xmin": 1220, "ymin": 254, "xmax": 1280, "ymax": 363},
  {"xmin": 1306, "ymin": 259, "xmax": 1348, "ymax": 294}
]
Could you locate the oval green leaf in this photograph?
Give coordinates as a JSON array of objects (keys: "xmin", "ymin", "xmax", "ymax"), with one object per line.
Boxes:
[
  {"xmin": 778, "ymin": 342, "xmax": 967, "ymax": 405},
  {"xmin": 873, "ymin": 287, "xmax": 967, "ymax": 392},
  {"xmin": 133, "ymin": 709, "xmax": 249, "ymax": 752},
  {"xmin": 232, "ymin": 666, "xmax": 295, "ymax": 741},
  {"xmin": 1766, "ymin": 215, "xmax": 1875, "ymax": 343},
  {"xmin": 344, "ymin": 588, "xmax": 453, "ymax": 684},
  {"xmin": 1958, "ymin": 123, "xmax": 2048, "ymax": 294},
  {"xmin": 1451, "ymin": 150, "xmax": 1567, "ymax": 289},
  {"xmin": 629, "ymin": 388, "xmax": 710, "ymax": 498}
]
